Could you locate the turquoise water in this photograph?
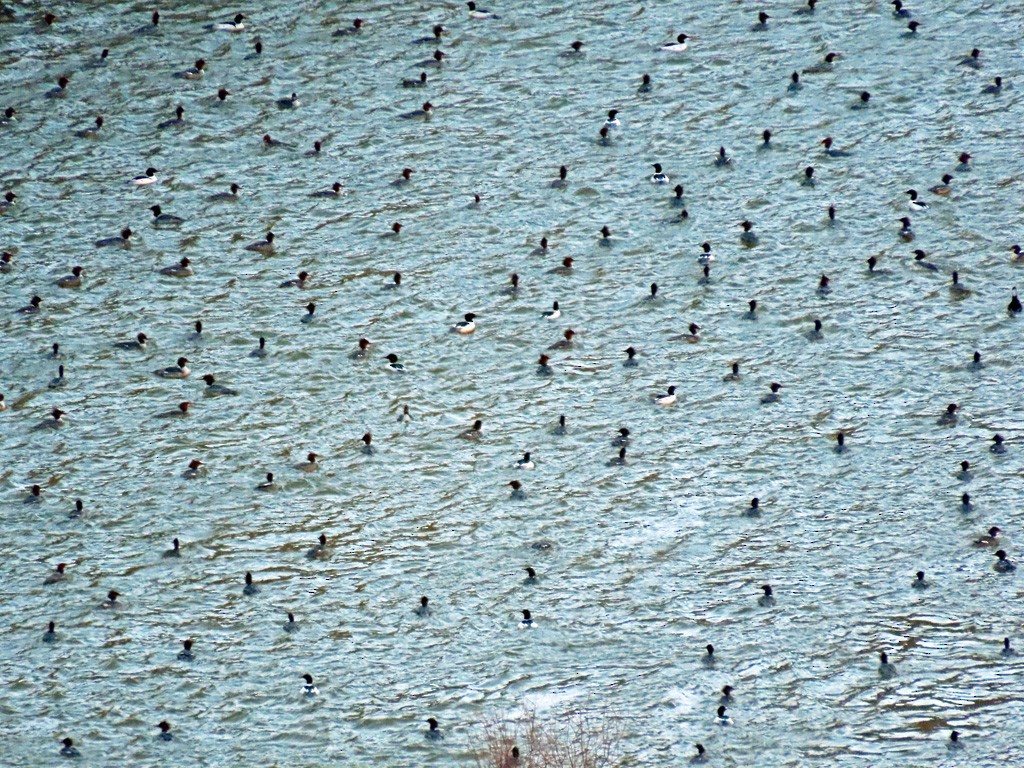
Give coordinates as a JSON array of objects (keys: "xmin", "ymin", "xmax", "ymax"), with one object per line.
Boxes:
[{"xmin": 2, "ymin": 1, "xmax": 1023, "ymax": 765}]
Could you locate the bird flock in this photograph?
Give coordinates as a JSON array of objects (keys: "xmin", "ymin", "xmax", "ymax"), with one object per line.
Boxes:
[{"xmin": 2, "ymin": 0, "xmax": 1023, "ymax": 764}]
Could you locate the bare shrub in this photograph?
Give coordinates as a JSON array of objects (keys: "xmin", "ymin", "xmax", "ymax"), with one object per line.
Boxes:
[{"xmin": 474, "ymin": 706, "xmax": 623, "ymax": 768}]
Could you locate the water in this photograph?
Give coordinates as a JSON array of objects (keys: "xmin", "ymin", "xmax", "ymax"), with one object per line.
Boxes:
[{"xmin": 2, "ymin": 1, "xmax": 1024, "ymax": 765}]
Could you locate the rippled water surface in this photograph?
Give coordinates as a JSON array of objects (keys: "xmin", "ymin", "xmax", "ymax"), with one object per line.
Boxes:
[{"xmin": 2, "ymin": 1, "xmax": 1024, "ymax": 765}]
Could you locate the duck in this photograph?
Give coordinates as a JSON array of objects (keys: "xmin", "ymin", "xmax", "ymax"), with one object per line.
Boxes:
[
  {"xmin": 300, "ymin": 303, "xmax": 317, "ymax": 324},
  {"xmin": 703, "ymin": 644, "xmax": 716, "ymax": 666},
  {"xmin": 509, "ymin": 480, "xmax": 527, "ymax": 500},
  {"xmin": 541, "ymin": 302, "xmax": 561, "ymax": 320},
  {"xmin": 611, "ymin": 428, "xmax": 631, "ymax": 447},
  {"xmin": 426, "ymin": 718, "xmax": 444, "ymax": 740},
  {"xmin": 937, "ymin": 403, "xmax": 958, "ymax": 425},
  {"xmin": 715, "ymin": 706, "xmax": 733, "ymax": 725},
  {"xmin": 382, "ymin": 222, "xmax": 403, "ymax": 238},
  {"xmin": 608, "ymin": 446, "xmax": 627, "ymax": 466},
  {"xmin": 24, "ymin": 485, "xmax": 43, "ymax": 504},
  {"xmin": 361, "ymin": 433, "xmax": 376, "ymax": 455},
  {"xmin": 48, "ymin": 365, "xmax": 66, "ymax": 389},
  {"xmin": 878, "ymin": 652, "xmax": 897, "ymax": 678},
  {"xmin": 213, "ymin": 13, "xmax": 245, "ymax": 32},
  {"xmin": 950, "ymin": 271, "xmax": 971, "ymax": 298},
  {"xmin": 536, "ymin": 354, "xmax": 553, "ymax": 375},
  {"xmin": 752, "ymin": 10, "xmax": 770, "ymax": 30},
  {"xmin": 46, "ymin": 76, "xmax": 70, "ymax": 98},
  {"xmin": 906, "ymin": 189, "xmax": 928, "ymax": 211},
  {"xmin": 60, "ymin": 738, "xmax": 79, "ymax": 758},
  {"xmin": 95, "ymin": 227, "xmax": 133, "ymax": 248},
  {"xmin": 1001, "ymin": 638, "xmax": 1015, "ymax": 656},
  {"xmin": 384, "ymin": 272, "xmax": 402, "ymax": 290},
  {"xmin": 155, "ymin": 401, "xmax": 191, "ymax": 419},
  {"xmin": 553, "ymin": 415, "xmax": 568, "ymax": 436},
  {"xmin": 35, "ymin": 408, "xmax": 66, "ymax": 430},
  {"xmin": 604, "ymin": 109, "xmax": 620, "ymax": 130},
  {"xmin": 788, "ymin": 72, "xmax": 802, "ymax": 92},
  {"xmin": 519, "ymin": 609, "xmax": 534, "ymax": 628},
  {"xmin": 834, "ymin": 432, "xmax": 847, "ymax": 453},
  {"xmin": 597, "ymin": 126, "xmax": 612, "ymax": 145},
  {"xmin": 467, "ymin": 1, "xmax": 499, "ymax": 19},
  {"xmin": 724, "ymin": 362, "xmax": 741, "ymax": 382},
  {"xmin": 419, "ymin": 50, "xmax": 447, "ymax": 68},
  {"xmin": 131, "ymin": 167, "xmax": 160, "ymax": 186},
  {"xmin": 911, "ymin": 570, "xmax": 931, "ymax": 589},
  {"xmin": 452, "ymin": 312, "xmax": 477, "ymax": 334},
  {"xmin": 400, "ymin": 101, "xmax": 434, "ymax": 119},
  {"xmin": 675, "ymin": 323, "xmax": 701, "ymax": 343},
  {"xmin": 311, "ymin": 182, "xmax": 342, "ymax": 198},
  {"xmin": 157, "ymin": 106, "xmax": 185, "ymax": 129},
  {"xmin": 650, "ymin": 163, "xmax": 669, "ymax": 184},
  {"xmin": 250, "ymin": 337, "xmax": 268, "ymax": 358},
  {"xmin": 761, "ymin": 382, "xmax": 782, "ymax": 404},
  {"xmin": 892, "ymin": 0, "xmax": 911, "ymax": 17},
  {"xmin": 524, "ymin": 567, "xmax": 538, "ymax": 584},
  {"xmin": 284, "ymin": 613, "xmax": 299, "ymax": 632},
  {"xmin": 913, "ymin": 249, "xmax": 938, "ymax": 271},
  {"xmin": 54, "ymin": 266, "xmax": 85, "ymax": 289},
  {"xmin": 174, "ymin": 59, "xmax": 206, "ymax": 79},
  {"xmin": 758, "ymin": 584, "xmax": 775, "ymax": 606},
  {"xmin": 150, "ymin": 205, "xmax": 184, "ymax": 227},
  {"xmin": 958, "ymin": 48, "xmax": 982, "ymax": 69},
  {"xmin": 691, "ymin": 743, "xmax": 707, "ymax": 763},
  {"xmin": 1008, "ymin": 289, "xmax": 1022, "ymax": 314},
  {"xmin": 296, "ymin": 453, "xmax": 320, "ymax": 472},
  {"xmin": 802, "ymin": 166, "xmax": 816, "ymax": 186},
  {"xmin": 307, "ymin": 533, "xmax": 330, "ymax": 559},
  {"xmin": 552, "ymin": 257, "xmax": 574, "ymax": 274},
  {"xmin": 245, "ymin": 232, "xmax": 275, "ymax": 253},
  {"xmin": 930, "ymin": 174, "xmax": 954, "ymax": 195},
  {"xmin": 155, "ymin": 357, "xmax": 190, "ymax": 378},
  {"xmin": 280, "ymin": 271, "xmax": 310, "ymax": 288},
  {"xmin": 392, "ymin": 168, "xmax": 414, "ymax": 186},
  {"xmin": 385, "ymin": 353, "xmax": 405, "ymax": 372},
  {"xmin": 904, "ymin": 20, "xmax": 922, "ymax": 35},
  {"xmin": 243, "ymin": 571, "xmax": 261, "ymax": 595},
  {"xmin": 820, "ymin": 137, "xmax": 851, "ymax": 158},
  {"xmin": 550, "ymin": 165, "xmax": 568, "ymax": 188},
  {"xmin": 654, "ymin": 386, "xmax": 677, "ymax": 406},
  {"xmin": 549, "ymin": 329, "xmax": 575, "ymax": 350},
  {"xmin": 803, "ymin": 51, "xmax": 839, "ymax": 74},
  {"xmin": 402, "ymin": 72, "xmax": 428, "ymax": 88},
  {"xmin": 0, "ymin": 252, "xmax": 12, "ymax": 271},
  {"xmin": 516, "ymin": 452, "xmax": 535, "ymax": 470},
  {"xmin": 44, "ymin": 563, "xmax": 67, "ymax": 584},
  {"xmin": 660, "ymin": 33, "xmax": 689, "ymax": 52},
  {"xmin": 201, "ymin": 374, "xmax": 238, "ymax": 395},
  {"xmin": 598, "ymin": 226, "xmax": 613, "ymax": 246},
  {"xmin": 504, "ymin": 273, "xmax": 520, "ymax": 296},
  {"xmin": 101, "ymin": 590, "xmax": 120, "ymax": 609},
  {"xmin": 672, "ymin": 184, "xmax": 686, "ymax": 205},
  {"xmin": 461, "ymin": 419, "xmax": 484, "ymax": 439},
  {"xmin": 75, "ymin": 115, "xmax": 103, "ymax": 140},
  {"xmin": 16, "ymin": 294, "xmax": 40, "ymax": 314},
  {"xmin": 623, "ymin": 347, "xmax": 638, "ymax": 367},
  {"xmin": 333, "ymin": 18, "xmax": 364, "ymax": 36},
  {"xmin": 160, "ymin": 257, "xmax": 193, "ymax": 277},
  {"xmin": 350, "ymin": 338, "xmax": 373, "ymax": 359},
  {"xmin": 697, "ymin": 242, "xmax": 714, "ymax": 264},
  {"xmin": 415, "ymin": 596, "xmax": 432, "ymax": 617},
  {"xmin": 853, "ymin": 90, "xmax": 871, "ymax": 108},
  {"xmin": 277, "ymin": 92, "xmax": 301, "ymax": 109},
  {"xmin": 70, "ymin": 499, "xmax": 84, "ymax": 519},
  {"xmin": 177, "ymin": 639, "xmax": 194, "ymax": 661},
  {"xmin": 637, "ymin": 73, "xmax": 652, "ymax": 93},
  {"xmin": 808, "ymin": 319, "xmax": 824, "ymax": 340},
  {"xmin": 740, "ymin": 221, "xmax": 758, "ymax": 246},
  {"xmin": 994, "ymin": 550, "xmax": 1016, "ymax": 572},
  {"xmin": 974, "ymin": 526, "xmax": 1001, "ymax": 546},
  {"xmin": 898, "ymin": 217, "xmax": 914, "ymax": 242},
  {"xmin": 956, "ymin": 460, "xmax": 973, "ymax": 482},
  {"xmin": 414, "ymin": 24, "xmax": 446, "ymax": 44},
  {"xmin": 190, "ymin": 318, "xmax": 205, "ymax": 340},
  {"xmin": 713, "ymin": 146, "xmax": 732, "ymax": 168},
  {"xmin": 156, "ymin": 722, "xmax": 173, "ymax": 741},
  {"xmin": 982, "ymin": 76, "xmax": 1003, "ymax": 94},
  {"xmin": 256, "ymin": 472, "xmax": 277, "ymax": 491},
  {"xmin": 561, "ymin": 40, "xmax": 585, "ymax": 56},
  {"xmin": 262, "ymin": 134, "xmax": 296, "ymax": 149},
  {"xmin": 398, "ymin": 405, "xmax": 412, "ymax": 423},
  {"xmin": 533, "ymin": 237, "xmax": 551, "ymax": 256}
]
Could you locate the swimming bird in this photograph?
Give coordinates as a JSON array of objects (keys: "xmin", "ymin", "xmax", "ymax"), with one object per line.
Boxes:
[
  {"xmin": 245, "ymin": 232, "xmax": 275, "ymax": 253},
  {"xmin": 154, "ymin": 722, "xmax": 173, "ymax": 741},
  {"xmin": 834, "ymin": 431, "xmax": 846, "ymax": 453},
  {"xmin": 715, "ymin": 146, "xmax": 732, "ymax": 167},
  {"xmin": 420, "ymin": 50, "xmax": 447, "ymax": 68},
  {"xmin": 958, "ymin": 48, "xmax": 982, "ymax": 69},
  {"xmin": 898, "ymin": 217, "xmax": 914, "ymax": 241},
  {"xmin": 994, "ymin": 550, "xmax": 1016, "ymax": 572},
  {"xmin": 604, "ymin": 109, "xmax": 620, "ymax": 130},
  {"xmin": 553, "ymin": 415, "xmax": 567, "ymax": 436},
  {"xmin": 262, "ymin": 134, "xmax": 295, "ymax": 149},
  {"xmin": 333, "ymin": 18, "xmax": 364, "ymax": 36},
  {"xmin": 155, "ymin": 357, "xmax": 190, "ymax": 378},
  {"xmin": 250, "ymin": 337, "xmax": 268, "ymax": 358},
  {"xmin": 744, "ymin": 497, "xmax": 762, "ymax": 517},
  {"xmin": 674, "ymin": 323, "xmax": 701, "ymax": 343},
  {"xmin": 1007, "ymin": 289, "xmax": 1021, "ymax": 314},
  {"xmin": 414, "ymin": 24, "xmax": 446, "ymax": 44},
  {"xmin": 415, "ymin": 596, "xmax": 432, "ymax": 617},
  {"xmin": 611, "ymin": 428, "xmax": 631, "ymax": 448},
  {"xmin": 716, "ymin": 706, "xmax": 733, "ymax": 725},
  {"xmin": 654, "ymin": 385, "xmax": 677, "ymax": 406},
  {"xmin": 44, "ymin": 563, "xmax": 67, "ymax": 584},
  {"xmin": 982, "ymin": 76, "xmax": 1003, "ymax": 94},
  {"xmin": 0, "ymin": 252, "xmax": 11, "ymax": 271},
  {"xmin": 216, "ymin": 88, "xmax": 231, "ymax": 103},
  {"xmin": 956, "ymin": 152, "xmax": 973, "ymax": 171},
  {"xmin": 904, "ymin": 20, "xmax": 921, "ymax": 35},
  {"xmin": 175, "ymin": 59, "xmax": 206, "ymax": 79},
  {"xmin": 821, "ymin": 137, "xmax": 851, "ymax": 157},
  {"xmin": 524, "ymin": 567, "xmax": 538, "ymax": 585},
  {"xmin": 702, "ymin": 644, "xmax": 716, "ymax": 666},
  {"xmin": 212, "ymin": 13, "xmax": 245, "ymax": 32},
  {"xmin": 243, "ymin": 571, "xmax": 260, "ymax": 595},
  {"xmin": 403, "ymin": 72, "xmax": 428, "ymax": 88},
  {"xmin": 552, "ymin": 257, "xmax": 574, "ymax": 274},
  {"xmin": 467, "ymin": 2, "xmax": 499, "ymax": 19},
  {"xmin": 280, "ymin": 271, "xmax": 310, "ymax": 289},
  {"xmin": 385, "ymin": 353, "xmax": 405, "ymax": 372},
  {"xmin": 157, "ymin": 106, "xmax": 184, "ymax": 129},
  {"xmin": 930, "ymin": 174, "xmax": 954, "ymax": 195},
  {"xmin": 723, "ymin": 362, "xmax": 741, "ymax": 382},
  {"xmin": 150, "ymin": 205, "xmax": 184, "ymax": 227},
  {"xmin": 452, "ymin": 313, "xmax": 477, "ymax": 334},
  {"xmin": 788, "ymin": 72, "xmax": 802, "ymax": 92},
  {"xmin": 961, "ymin": 493, "xmax": 973, "ymax": 512},
  {"xmin": 164, "ymin": 537, "xmax": 183, "ymax": 557},
  {"xmin": 537, "ymin": 354, "xmax": 553, "ymax": 375},
  {"xmin": 75, "ymin": 116, "xmax": 104, "ymax": 139},
  {"xmin": 503, "ymin": 274, "xmax": 520, "ymax": 297},
  {"xmin": 957, "ymin": 460, "xmax": 973, "ymax": 482},
  {"xmin": 201, "ymin": 374, "xmax": 238, "ymax": 395},
  {"xmin": 397, "ymin": 405, "xmax": 412, "ymax": 423},
  {"xmin": 549, "ymin": 329, "xmax": 575, "ymax": 350},
  {"xmin": 542, "ymin": 301, "xmax": 561, "ymax": 320},
  {"xmin": 298, "ymin": 303, "xmax": 317, "ymax": 325},
  {"xmin": 598, "ymin": 226, "xmax": 612, "ymax": 246},
  {"xmin": 892, "ymin": 0, "xmax": 911, "ymax": 17},
  {"xmin": 155, "ymin": 401, "xmax": 191, "ymax": 419},
  {"xmin": 519, "ymin": 609, "xmax": 534, "ymax": 628},
  {"xmin": 46, "ymin": 76, "xmax": 70, "ymax": 98},
  {"xmin": 691, "ymin": 743, "xmax": 707, "ymax": 763},
  {"xmin": 382, "ymin": 222, "xmax": 403, "ymax": 238},
  {"xmin": 950, "ymin": 271, "xmax": 971, "ymax": 298},
  {"xmin": 1001, "ymin": 638, "xmax": 1015, "ymax": 656},
  {"xmin": 160, "ymin": 257, "xmax": 193, "ymax": 277},
  {"xmin": 608, "ymin": 447, "xmax": 627, "ymax": 466},
  {"xmin": 284, "ymin": 613, "xmax": 299, "ymax": 632},
  {"xmin": 400, "ymin": 101, "xmax": 433, "ymax": 119},
  {"xmin": 909, "ymin": 188, "xmax": 933, "ymax": 208},
  {"xmin": 638, "ymin": 73, "xmax": 652, "ymax": 93},
  {"xmin": 95, "ymin": 227, "xmax": 133, "ymax": 249},
  {"xmin": 650, "ymin": 163, "xmax": 669, "ymax": 184},
  {"xmin": 392, "ymin": 168, "xmax": 414, "ymax": 187},
  {"xmin": 256, "ymin": 473, "xmax": 276, "ymax": 491},
  {"xmin": 550, "ymin": 165, "xmax": 568, "ymax": 188},
  {"xmin": 361, "ymin": 433, "xmax": 375, "ymax": 455},
  {"xmin": 740, "ymin": 221, "xmax": 758, "ymax": 246},
  {"xmin": 131, "ymin": 167, "xmax": 159, "ymax": 186},
  {"xmin": 509, "ymin": 480, "xmax": 526, "ymax": 500},
  {"xmin": 913, "ymin": 249, "xmax": 937, "ymax": 271},
  {"xmin": 808, "ymin": 319, "xmax": 824, "ymax": 340},
  {"xmin": 311, "ymin": 182, "xmax": 342, "ymax": 198},
  {"xmin": 660, "ymin": 33, "xmax": 689, "ymax": 52},
  {"xmin": 991, "ymin": 434, "xmax": 1006, "ymax": 454},
  {"xmin": 623, "ymin": 347, "xmax": 638, "ymax": 367},
  {"xmin": 562, "ymin": 40, "xmax": 585, "ymax": 57},
  {"xmin": 696, "ymin": 242, "xmax": 714, "ymax": 265},
  {"xmin": 60, "ymin": 738, "xmax": 79, "ymax": 758},
  {"xmin": 761, "ymin": 382, "xmax": 782, "ymax": 403},
  {"xmin": 937, "ymin": 403, "xmax": 958, "ymax": 426},
  {"xmin": 277, "ymin": 92, "xmax": 301, "ymax": 109},
  {"xmin": 912, "ymin": 571, "xmax": 931, "ymax": 589},
  {"xmin": 307, "ymin": 533, "xmax": 330, "ymax": 559},
  {"xmin": 758, "ymin": 584, "xmax": 776, "ymax": 606},
  {"xmin": 101, "ymin": 590, "xmax": 120, "ymax": 609},
  {"xmin": 296, "ymin": 452, "xmax": 320, "ymax": 472},
  {"xmin": 878, "ymin": 652, "xmax": 897, "ymax": 678},
  {"xmin": 461, "ymin": 420, "xmax": 484, "ymax": 439},
  {"xmin": 426, "ymin": 718, "xmax": 444, "ymax": 740},
  {"xmin": 804, "ymin": 52, "xmax": 839, "ymax": 74},
  {"xmin": 35, "ymin": 408, "xmax": 66, "ymax": 430},
  {"xmin": 48, "ymin": 365, "xmax": 65, "ymax": 389},
  {"xmin": 853, "ymin": 91, "xmax": 871, "ymax": 108}
]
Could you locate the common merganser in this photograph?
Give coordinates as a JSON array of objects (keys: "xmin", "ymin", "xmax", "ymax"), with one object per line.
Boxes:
[
  {"xmin": 537, "ymin": 354, "xmax": 552, "ymax": 375},
  {"xmin": 56, "ymin": 266, "xmax": 84, "ymax": 288},
  {"xmin": 75, "ymin": 116, "xmax": 104, "ymax": 138},
  {"xmin": 550, "ymin": 165, "xmax": 568, "ymax": 188},
  {"xmin": 177, "ymin": 639, "xmax": 194, "ymax": 661},
  {"xmin": 17, "ymin": 295, "xmax": 42, "ymax": 314},
  {"xmin": 519, "ymin": 609, "xmax": 534, "ymax": 628},
  {"xmin": 46, "ymin": 76, "xmax": 70, "ymax": 98},
  {"xmin": 651, "ymin": 163, "xmax": 669, "ymax": 184},
  {"xmin": 245, "ymin": 232, "xmax": 276, "ymax": 253},
  {"xmin": 724, "ymin": 362, "xmax": 741, "ymax": 381},
  {"xmin": 60, "ymin": 738, "xmax": 79, "ymax": 757},
  {"xmin": 284, "ymin": 612, "xmax": 299, "ymax": 632},
  {"xmin": 360, "ymin": 432, "xmax": 376, "ymax": 455},
  {"xmin": 654, "ymin": 385, "xmax": 677, "ymax": 406},
  {"xmin": 803, "ymin": 52, "xmax": 838, "ymax": 74},
  {"xmin": 426, "ymin": 718, "xmax": 444, "ymax": 739},
  {"xmin": 623, "ymin": 347, "xmax": 638, "ymax": 367},
  {"xmin": 509, "ymin": 480, "xmax": 526, "ymax": 500},
  {"xmin": 150, "ymin": 205, "xmax": 184, "ymax": 227},
  {"xmin": 277, "ymin": 92, "xmax": 301, "ymax": 109},
  {"xmin": 548, "ymin": 329, "xmax": 575, "ymax": 350},
  {"xmin": 48, "ymin": 365, "xmax": 66, "ymax": 389},
  {"xmin": 958, "ymin": 48, "xmax": 982, "ymax": 69},
  {"xmin": 878, "ymin": 651, "xmax": 897, "ymax": 678},
  {"xmin": 243, "ymin": 571, "xmax": 260, "ymax": 594},
  {"xmin": 95, "ymin": 227, "xmax": 133, "ymax": 248},
  {"xmin": 160, "ymin": 257, "xmax": 193, "ymax": 277},
  {"xmin": 183, "ymin": 460, "xmax": 204, "ymax": 480},
  {"xmin": 44, "ymin": 563, "xmax": 67, "ymax": 584},
  {"xmin": 296, "ymin": 453, "xmax": 320, "ymax": 472},
  {"xmin": 256, "ymin": 473, "xmax": 276, "ymax": 491},
  {"xmin": 821, "ymin": 137, "xmax": 850, "ymax": 157},
  {"xmin": 155, "ymin": 357, "xmax": 190, "ymax": 378},
  {"xmin": 385, "ymin": 353, "xmax": 405, "ymax": 372},
  {"xmin": 131, "ymin": 167, "xmax": 159, "ymax": 186},
  {"xmin": 157, "ymin": 106, "xmax": 184, "ymax": 129},
  {"xmin": 212, "ymin": 13, "xmax": 245, "ymax": 32},
  {"xmin": 415, "ymin": 596, "xmax": 432, "ymax": 617},
  {"xmin": 660, "ymin": 33, "xmax": 689, "ymax": 52},
  {"xmin": 912, "ymin": 570, "xmax": 930, "ymax": 589},
  {"xmin": 516, "ymin": 452, "xmax": 535, "ymax": 470},
  {"xmin": 174, "ymin": 59, "xmax": 206, "ymax": 79},
  {"xmin": 562, "ymin": 40, "xmax": 585, "ymax": 56},
  {"xmin": 604, "ymin": 109, "xmax": 620, "ymax": 129},
  {"xmin": 311, "ymin": 182, "xmax": 342, "ymax": 198},
  {"xmin": 400, "ymin": 101, "xmax": 433, "ymax": 119},
  {"xmin": 155, "ymin": 401, "xmax": 191, "ymax": 419},
  {"xmin": 752, "ymin": 11, "xmax": 770, "ymax": 30},
  {"xmin": 608, "ymin": 446, "xmax": 627, "ymax": 466},
  {"xmin": 307, "ymin": 533, "xmax": 329, "ymax": 559},
  {"xmin": 101, "ymin": 590, "xmax": 120, "ymax": 609},
  {"xmin": 542, "ymin": 301, "xmax": 560, "ymax": 320},
  {"xmin": 301, "ymin": 674, "xmax": 319, "ymax": 696},
  {"xmin": 982, "ymin": 76, "xmax": 1003, "ymax": 94},
  {"xmin": 906, "ymin": 189, "xmax": 928, "ymax": 211},
  {"xmin": 156, "ymin": 722, "xmax": 173, "ymax": 741},
  {"xmin": 716, "ymin": 706, "xmax": 733, "ymax": 725},
  {"xmin": 453, "ymin": 312, "xmax": 477, "ymax": 334},
  {"xmin": 761, "ymin": 382, "xmax": 782, "ymax": 403},
  {"xmin": 758, "ymin": 584, "xmax": 775, "ymax": 606},
  {"xmin": 35, "ymin": 408, "xmax": 66, "ymax": 430},
  {"xmin": 994, "ymin": 549, "xmax": 1016, "ymax": 572},
  {"xmin": 300, "ymin": 303, "xmax": 316, "ymax": 324},
  {"xmin": 740, "ymin": 220, "xmax": 758, "ymax": 245},
  {"xmin": 467, "ymin": 2, "xmax": 499, "ymax": 19},
  {"xmin": 461, "ymin": 419, "xmax": 484, "ymax": 439},
  {"xmin": 333, "ymin": 18, "xmax": 364, "ymax": 36},
  {"xmin": 403, "ymin": 72, "xmax": 428, "ymax": 88},
  {"xmin": 250, "ymin": 337, "xmax": 268, "ymax": 358},
  {"xmin": 930, "ymin": 174, "xmax": 954, "ymax": 195},
  {"xmin": 202, "ymin": 374, "xmax": 238, "ymax": 395},
  {"xmin": 280, "ymin": 271, "xmax": 309, "ymax": 288},
  {"xmin": 638, "ymin": 73, "xmax": 652, "ymax": 93},
  {"xmin": 715, "ymin": 146, "xmax": 732, "ymax": 167},
  {"xmin": 913, "ymin": 249, "xmax": 937, "ymax": 271}
]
